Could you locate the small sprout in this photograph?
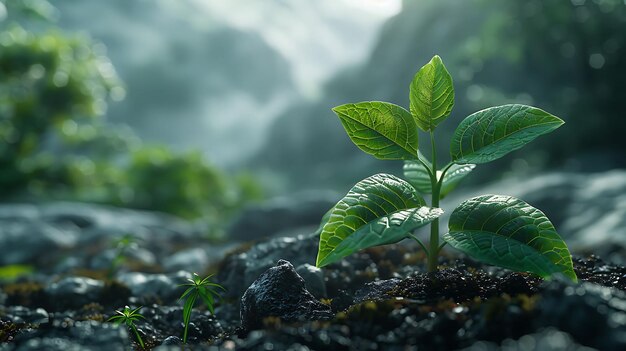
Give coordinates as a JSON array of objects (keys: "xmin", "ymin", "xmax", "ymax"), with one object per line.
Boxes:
[
  {"xmin": 178, "ymin": 273, "xmax": 225, "ymax": 344},
  {"xmin": 107, "ymin": 305, "xmax": 146, "ymax": 349},
  {"xmin": 108, "ymin": 234, "xmax": 138, "ymax": 279}
]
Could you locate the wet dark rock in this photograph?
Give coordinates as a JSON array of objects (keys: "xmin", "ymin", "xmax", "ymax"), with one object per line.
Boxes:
[
  {"xmin": 218, "ymin": 234, "xmax": 320, "ymax": 299},
  {"xmin": 44, "ymin": 277, "xmax": 104, "ymax": 311},
  {"xmin": 226, "ymin": 191, "xmax": 338, "ymax": 241},
  {"xmin": 161, "ymin": 335, "xmax": 182, "ymax": 345},
  {"xmin": 296, "ymin": 264, "xmax": 326, "ymax": 299},
  {"xmin": 331, "ymin": 278, "xmax": 401, "ymax": 312},
  {"xmin": 1, "ymin": 194, "xmax": 625, "ymax": 349},
  {"xmin": 462, "ymin": 328, "xmax": 594, "ymax": 351},
  {"xmin": 163, "ymin": 248, "xmax": 209, "ymax": 273},
  {"xmin": 536, "ymin": 278, "xmax": 626, "ymax": 350},
  {"xmin": 0, "ymin": 202, "xmax": 201, "ymax": 274},
  {"xmin": 115, "ymin": 271, "xmax": 191, "ymax": 304},
  {"xmin": 10, "ymin": 320, "xmax": 130, "ymax": 351},
  {"xmin": 0, "ymin": 222, "xmax": 78, "ymax": 266},
  {"xmin": 240, "ymin": 260, "xmax": 333, "ymax": 330},
  {"xmin": 4, "ymin": 307, "xmax": 49, "ymax": 324},
  {"xmin": 354, "ymin": 278, "xmax": 401, "ymax": 304}
]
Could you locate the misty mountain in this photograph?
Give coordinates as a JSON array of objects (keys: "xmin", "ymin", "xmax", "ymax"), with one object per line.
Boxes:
[
  {"xmin": 254, "ymin": 0, "xmax": 626, "ymax": 193},
  {"xmin": 53, "ymin": 0, "xmax": 394, "ymax": 166}
]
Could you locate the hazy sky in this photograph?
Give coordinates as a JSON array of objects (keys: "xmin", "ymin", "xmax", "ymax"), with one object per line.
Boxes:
[{"xmin": 57, "ymin": 0, "xmax": 403, "ymax": 166}]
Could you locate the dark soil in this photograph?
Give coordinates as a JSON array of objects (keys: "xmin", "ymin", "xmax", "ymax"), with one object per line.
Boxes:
[
  {"xmin": 2, "ymin": 234, "xmax": 625, "ymax": 350},
  {"xmin": 216, "ymin": 252, "xmax": 626, "ymax": 351}
]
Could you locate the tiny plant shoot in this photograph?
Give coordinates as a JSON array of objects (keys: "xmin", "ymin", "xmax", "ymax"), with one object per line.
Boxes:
[
  {"xmin": 178, "ymin": 273, "xmax": 225, "ymax": 344},
  {"xmin": 315, "ymin": 55, "xmax": 577, "ymax": 282},
  {"xmin": 108, "ymin": 305, "xmax": 146, "ymax": 349},
  {"xmin": 107, "ymin": 234, "xmax": 137, "ymax": 279}
]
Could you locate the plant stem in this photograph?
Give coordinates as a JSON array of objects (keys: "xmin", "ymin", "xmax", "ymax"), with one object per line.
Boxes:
[
  {"xmin": 428, "ymin": 131, "xmax": 440, "ymax": 272},
  {"xmin": 131, "ymin": 325, "xmax": 144, "ymax": 349},
  {"xmin": 408, "ymin": 233, "xmax": 429, "ymax": 256},
  {"xmin": 183, "ymin": 322, "xmax": 189, "ymax": 344}
]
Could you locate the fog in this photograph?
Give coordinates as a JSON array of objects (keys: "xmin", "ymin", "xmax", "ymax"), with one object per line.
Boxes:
[{"xmin": 54, "ymin": 0, "xmax": 399, "ymax": 166}]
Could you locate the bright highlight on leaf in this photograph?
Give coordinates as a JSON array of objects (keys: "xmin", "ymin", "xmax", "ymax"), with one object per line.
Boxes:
[
  {"xmin": 451, "ymin": 104, "xmax": 564, "ymax": 164},
  {"xmin": 409, "ymin": 55, "xmax": 455, "ymax": 131},
  {"xmin": 332, "ymin": 102, "xmax": 418, "ymax": 160},
  {"xmin": 444, "ymin": 195, "xmax": 577, "ymax": 282},
  {"xmin": 316, "ymin": 173, "xmax": 442, "ymax": 267}
]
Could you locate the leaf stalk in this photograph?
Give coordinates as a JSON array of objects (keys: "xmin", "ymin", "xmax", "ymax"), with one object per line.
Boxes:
[{"xmin": 428, "ymin": 131, "xmax": 441, "ymax": 272}]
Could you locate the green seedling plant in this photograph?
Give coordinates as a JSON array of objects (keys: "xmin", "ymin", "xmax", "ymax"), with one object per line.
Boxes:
[
  {"xmin": 107, "ymin": 234, "xmax": 138, "ymax": 279},
  {"xmin": 315, "ymin": 55, "xmax": 577, "ymax": 282},
  {"xmin": 178, "ymin": 273, "xmax": 225, "ymax": 344},
  {"xmin": 108, "ymin": 305, "xmax": 146, "ymax": 349}
]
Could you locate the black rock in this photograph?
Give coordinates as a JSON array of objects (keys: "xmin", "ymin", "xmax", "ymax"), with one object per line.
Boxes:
[
  {"xmin": 161, "ymin": 335, "xmax": 182, "ymax": 345},
  {"xmin": 44, "ymin": 277, "xmax": 104, "ymax": 310},
  {"xmin": 462, "ymin": 328, "xmax": 593, "ymax": 351},
  {"xmin": 296, "ymin": 263, "xmax": 326, "ymax": 299},
  {"xmin": 240, "ymin": 260, "xmax": 333, "ymax": 330},
  {"xmin": 4, "ymin": 306, "xmax": 49, "ymax": 324},
  {"xmin": 115, "ymin": 271, "xmax": 191, "ymax": 303},
  {"xmin": 353, "ymin": 278, "xmax": 401, "ymax": 304},
  {"xmin": 0, "ymin": 222, "xmax": 78, "ymax": 266},
  {"xmin": 10, "ymin": 320, "xmax": 130, "ymax": 350},
  {"xmin": 536, "ymin": 278, "xmax": 626, "ymax": 350},
  {"xmin": 218, "ymin": 234, "xmax": 320, "ymax": 300}
]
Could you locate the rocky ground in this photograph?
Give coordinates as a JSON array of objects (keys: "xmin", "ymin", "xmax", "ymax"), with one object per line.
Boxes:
[{"xmin": 1, "ymin": 171, "xmax": 625, "ymax": 350}]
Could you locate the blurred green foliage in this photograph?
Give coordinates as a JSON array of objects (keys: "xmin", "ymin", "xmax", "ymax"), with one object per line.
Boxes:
[
  {"xmin": 0, "ymin": 264, "xmax": 34, "ymax": 281},
  {"xmin": 0, "ymin": 24, "xmax": 120, "ymax": 192},
  {"xmin": 0, "ymin": 0, "xmax": 262, "ymax": 219},
  {"xmin": 126, "ymin": 147, "xmax": 262, "ymax": 219},
  {"xmin": 465, "ymin": 0, "xmax": 626, "ymax": 163}
]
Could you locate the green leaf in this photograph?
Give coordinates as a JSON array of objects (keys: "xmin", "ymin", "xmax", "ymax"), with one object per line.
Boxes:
[
  {"xmin": 409, "ymin": 55, "xmax": 455, "ymax": 131},
  {"xmin": 402, "ymin": 151, "xmax": 432, "ymax": 195},
  {"xmin": 450, "ymin": 104, "xmax": 564, "ymax": 164},
  {"xmin": 179, "ymin": 287, "xmax": 195, "ymax": 300},
  {"xmin": 199, "ymin": 289, "xmax": 215, "ymax": 314},
  {"xmin": 403, "ymin": 158, "xmax": 475, "ymax": 199},
  {"xmin": 444, "ymin": 195, "xmax": 577, "ymax": 282},
  {"xmin": 439, "ymin": 163, "xmax": 476, "ymax": 198},
  {"xmin": 316, "ymin": 173, "xmax": 442, "ymax": 267},
  {"xmin": 182, "ymin": 293, "xmax": 197, "ymax": 344},
  {"xmin": 332, "ymin": 102, "xmax": 419, "ymax": 160},
  {"xmin": 182, "ymin": 293, "xmax": 197, "ymax": 327}
]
